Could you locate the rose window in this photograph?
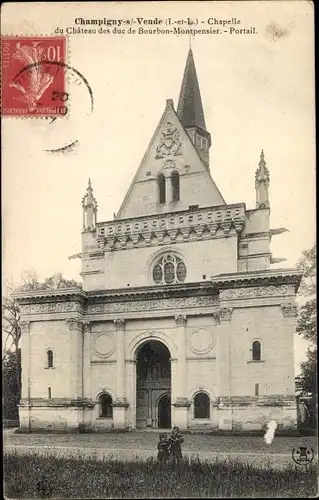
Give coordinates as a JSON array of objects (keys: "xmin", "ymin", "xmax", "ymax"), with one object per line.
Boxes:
[{"xmin": 152, "ymin": 254, "xmax": 187, "ymax": 285}]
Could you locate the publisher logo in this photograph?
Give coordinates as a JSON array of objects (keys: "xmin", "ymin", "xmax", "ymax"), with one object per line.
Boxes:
[{"xmin": 292, "ymin": 446, "xmax": 314, "ymax": 465}]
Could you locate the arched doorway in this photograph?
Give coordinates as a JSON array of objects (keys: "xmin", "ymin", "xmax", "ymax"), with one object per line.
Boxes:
[
  {"xmin": 158, "ymin": 393, "xmax": 171, "ymax": 429},
  {"xmin": 136, "ymin": 341, "xmax": 171, "ymax": 429}
]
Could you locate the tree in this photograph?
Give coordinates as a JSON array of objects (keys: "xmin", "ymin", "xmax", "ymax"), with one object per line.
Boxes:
[
  {"xmin": 296, "ymin": 245, "xmax": 317, "ymax": 401},
  {"xmin": 3, "ymin": 271, "xmax": 81, "ymax": 360},
  {"xmin": 2, "ymin": 271, "xmax": 81, "ymax": 420},
  {"xmin": 2, "ymin": 350, "xmax": 21, "ymax": 421}
]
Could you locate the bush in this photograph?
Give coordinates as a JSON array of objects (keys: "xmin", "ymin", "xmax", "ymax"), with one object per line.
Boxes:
[{"xmin": 3, "ymin": 451, "xmax": 317, "ymax": 498}]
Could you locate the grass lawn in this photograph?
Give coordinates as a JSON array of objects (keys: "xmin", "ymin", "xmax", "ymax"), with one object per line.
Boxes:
[{"xmin": 4, "ymin": 450, "xmax": 317, "ymax": 498}]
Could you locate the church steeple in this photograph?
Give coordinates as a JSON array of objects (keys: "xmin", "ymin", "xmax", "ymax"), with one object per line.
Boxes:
[
  {"xmin": 82, "ymin": 178, "xmax": 98, "ymax": 231},
  {"xmin": 177, "ymin": 49, "xmax": 211, "ymax": 170}
]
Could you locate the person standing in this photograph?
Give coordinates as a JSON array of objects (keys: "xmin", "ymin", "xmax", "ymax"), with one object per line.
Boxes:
[
  {"xmin": 169, "ymin": 426, "xmax": 184, "ymax": 463},
  {"xmin": 157, "ymin": 433, "xmax": 170, "ymax": 463}
]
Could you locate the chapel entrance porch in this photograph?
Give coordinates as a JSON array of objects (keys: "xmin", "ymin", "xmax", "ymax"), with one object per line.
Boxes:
[{"xmin": 136, "ymin": 341, "xmax": 171, "ymax": 429}]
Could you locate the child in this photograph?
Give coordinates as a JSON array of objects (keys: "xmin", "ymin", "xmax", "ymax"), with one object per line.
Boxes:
[
  {"xmin": 169, "ymin": 426, "xmax": 184, "ymax": 463},
  {"xmin": 157, "ymin": 432, "xmax": 170, "ymax": 463}
]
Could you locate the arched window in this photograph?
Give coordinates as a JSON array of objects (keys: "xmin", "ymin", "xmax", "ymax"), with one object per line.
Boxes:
[
  {"xmin": 194, "ymin": 392, "xmax": 210, "ymax": 419},
  {"xmin": 99, "ymin": 393, "xmax": 113, "ymax": 418},
  {"xmin": 157, "ymin": 174, "xmax": 166, "ymax": 204},
  {"xmin": 252, "ymin": 341, "xmax": 261, "ymax": 361},
  {"xmin": 152, "ymin": 253, "xmax": 187, "ymax": 285},
  {"xmin": 171, "ymin": 172, "xmax": 180, "ymax": 202},
  {"xmin": 47, "ymin": 350, "xmax": 54, "ymax": 368}
]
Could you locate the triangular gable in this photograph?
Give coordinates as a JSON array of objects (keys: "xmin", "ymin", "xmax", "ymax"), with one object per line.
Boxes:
[{"xmin": 117, "ymin": 100, "xmax": 225, "ymax": 220}]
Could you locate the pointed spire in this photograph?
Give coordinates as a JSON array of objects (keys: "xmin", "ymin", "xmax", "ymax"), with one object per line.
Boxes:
[
  {"xmin": 82, "ymin": 178, "xmax": 98, "ymax": 231},
  {"xmin": 177, "ymin": 49, "xmax": 206, "ymax": 130},
  {"xmin": 177, "ymin": 49, "xmax": 211, "ymax": 171},
  {"xmin": 255, "ymin": 150, "xmax": 270, "ymax": 209}
]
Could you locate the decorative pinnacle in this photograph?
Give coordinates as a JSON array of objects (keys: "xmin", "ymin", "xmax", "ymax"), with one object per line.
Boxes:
[
  {"xmin": 255, "ymin": 149, "xmax": 270, "ymax": 183},
  {"xmin": 82, "ymin": 178, "xmax": 98, "ymax": 231},
  {"xmin": 255, "ymin": 149, "xmax": 270, "ymax": 209},
  {"xmin": 82, "ymin": 178, "xmax": 97, "ymax": 208}
]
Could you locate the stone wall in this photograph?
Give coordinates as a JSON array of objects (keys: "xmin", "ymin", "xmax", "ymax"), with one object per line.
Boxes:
[{"xmin": 82, "ymin": 237, "xmax": 238, "ymax": 291}]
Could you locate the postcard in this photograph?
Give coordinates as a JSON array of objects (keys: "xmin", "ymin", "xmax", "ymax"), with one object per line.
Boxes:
[{"xmin": 2, "ymin": 1, "xmax": 316, "ymax": 498}]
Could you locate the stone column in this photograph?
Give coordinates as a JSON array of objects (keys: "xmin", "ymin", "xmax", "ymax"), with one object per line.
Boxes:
[
  {"xmin": 125, "ymin": 359, "xmax": 137, "ymax": 430},
  {"xmin": 66, "ymin": 318, "xmax": 83, "ymax": 401},
  {"xmin": 81, "ymin": 321, "xmax": 94, "ymax": 431},
  {"xmin": 20, "ymin": 321, "xmax": 31, "ymax": 400},
  {"xmin": 19, "ymin": 321, "xmax": 31, "ymax": 431},
  {"xmin": 82, "ymin": 322, "xmax": 92, "ymax": 400},
  {"xmin": 216, "ymin": 307, "xmax": 233, "ymax": 431},
  {"xmin": 281, "ymin": 303, "xmax": 298, "ymax": 430},
  {"xmin": 165, "ymin": 173, "xmax": 173, "ymax": 203},
  {"xmin": 113, "ymin": 319, "xmax": 128, "ymax": 429},
  {"xmin": 173, "ymin": 314, "xmax": 189, "ymax": 430}
]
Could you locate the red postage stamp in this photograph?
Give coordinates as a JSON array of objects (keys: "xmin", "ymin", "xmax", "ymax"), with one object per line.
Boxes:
[{"xmin": 1, "ymin": 36, "xmax": 66, "ymax": 117}]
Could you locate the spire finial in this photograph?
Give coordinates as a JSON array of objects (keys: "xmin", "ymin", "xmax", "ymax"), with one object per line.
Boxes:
[{"xmin": 189, "ymin": 32, "xmax": 192, "ymax": 50}]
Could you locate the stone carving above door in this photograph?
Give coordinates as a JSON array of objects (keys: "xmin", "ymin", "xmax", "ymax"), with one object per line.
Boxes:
[
  {"xmin": 188, "ymin": 328, "xmax": 216, "ymax": 355},
  {"xmin": 92, "ymin": 333, "xmax": 116, "ymax": 359}
]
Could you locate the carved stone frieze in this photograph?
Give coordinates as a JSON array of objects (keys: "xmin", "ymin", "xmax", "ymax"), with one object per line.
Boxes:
[
  {"xmin": 218, "ymin": 307, "xmax": 233, "ymax": 322},
  {"xmin": 220, "ymin": 285, "xmax": 293, "ymax": 300},
  {"xmin": 175, "ymin": 314, "xmax": 187, "ymax": 327},
  {"xmin": 281, "ymin": 303, "xmax": 298, "ymax": 317},
  {"xmin": 114, "ymin": 319, "xmax": 126, "ymax": 331},
  {"xmin": 65, "ymin": 318, "xmax": 83, "ymax": 331},
  {"xmin": 20, "ymin": 301, "xmax": 83, "ymax": 315},
  {"xmin": 87, "ymin": 295, "xmax": 218, "ymax": 315},
  {"xmin": 20, "ymin": 321, "xmax": 30, "ymax": 333}
]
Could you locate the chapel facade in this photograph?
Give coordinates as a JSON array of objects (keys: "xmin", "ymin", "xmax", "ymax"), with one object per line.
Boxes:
[{"xmin": 16, "ymin": 49, "xmax": 301, "ymax": 433}]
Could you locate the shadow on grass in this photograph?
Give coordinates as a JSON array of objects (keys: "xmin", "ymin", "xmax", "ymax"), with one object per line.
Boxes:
[{"xmin": 4, "ymin": 450, "xmax": 318, "ymax": 498}]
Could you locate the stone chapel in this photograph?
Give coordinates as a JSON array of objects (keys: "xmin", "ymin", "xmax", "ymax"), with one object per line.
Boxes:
[{"xmin": 16, "ymin": 49, "xmax": 301, "ymax": 433}]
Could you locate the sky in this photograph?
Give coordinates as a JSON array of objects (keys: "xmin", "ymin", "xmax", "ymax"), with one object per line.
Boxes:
[{"xmin": 2, "ymin": 1, "xmax": 315, "ymax": 372}]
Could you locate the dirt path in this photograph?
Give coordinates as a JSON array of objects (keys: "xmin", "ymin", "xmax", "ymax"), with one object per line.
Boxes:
[{"xmin": 5, "ymin": 443, "xmax": 315, "ymax": 470}]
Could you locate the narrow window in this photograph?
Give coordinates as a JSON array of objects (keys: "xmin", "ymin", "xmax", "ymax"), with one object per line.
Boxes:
[
  {"xmin": 255, "ymin": 383, "xmax": 259, "ymax": 397},
  {"xmin": 48, "ymin": 387, "xmax": 52, "ymax": 399},
  {"xmin": 99, "ymin": 394, "xmax": 113, "ymax": 418},
  {"xmin": 171, "ymin": 172, "xmax": 180, "ymax": 202},
  {"xmin": 194, "ymin": 392, "xmax": 210, "ymax": 419},
  {"xmin": 47, "ymin": 350, "xmax": 54, "ymax": 368},
  {"xmin": 157, "ymin": 174, "xmax": 166, "ymax": 204},
  {"xmin": 252, "ymin": 341, "xmax": 261, "ymax": 361}
]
